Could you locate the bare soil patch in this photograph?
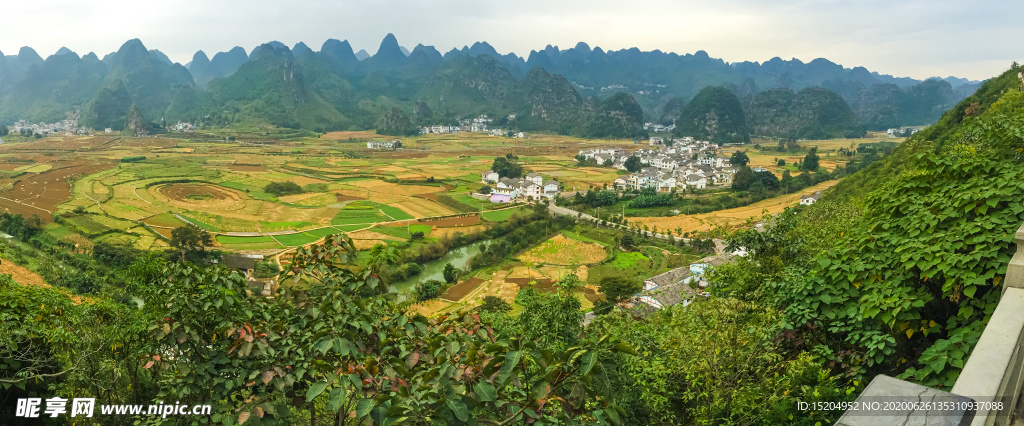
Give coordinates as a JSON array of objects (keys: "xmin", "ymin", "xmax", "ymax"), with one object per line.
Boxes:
[
  {"xmin": 158, "ymin": 183, "xmax": 232, "ymax": 202},
  {"xmin": 442, "ymin": 277, "xmax": 484, "ymax": 301},
  {"xmin": 0, "ymin": 162, "xmax": 113, "ymax": 222},
  {"xmin": 419, "ymin": 215, "xmax": 481, "ymax": 227}
]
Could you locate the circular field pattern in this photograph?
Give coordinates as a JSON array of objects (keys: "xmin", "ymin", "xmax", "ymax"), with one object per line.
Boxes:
[
  {"xmin": 152, "ymin": 183, "xmax": 249, "ymax": 211},
  {"xmin": 159, "ymin": 183, "xmax": 232, "ymax": 201}
]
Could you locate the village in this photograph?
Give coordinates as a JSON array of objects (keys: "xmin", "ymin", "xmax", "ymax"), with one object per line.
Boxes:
[
  {"xmin": 418, "ymin": 114, "xmax": 528, "ymax": 139},
  {"xmin": 581, "ymin": 136, "xmax": 737, "ymax": 193},
  {"xmin": 9, "ymin": 117, "xmax": 92, "ymax": 137},
  {"xmin": 471, "ymin": 135, "xmax": 744, "ymax": 204}
]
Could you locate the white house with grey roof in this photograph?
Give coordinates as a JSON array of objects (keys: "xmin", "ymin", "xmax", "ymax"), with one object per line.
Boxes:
[
  {"xmin": 491, "ymin": 174, "xmax": 561, "ymax": 201},
  {"xmin": 800, "ymin": 190, "xmax": 824, "ymax": 205}
]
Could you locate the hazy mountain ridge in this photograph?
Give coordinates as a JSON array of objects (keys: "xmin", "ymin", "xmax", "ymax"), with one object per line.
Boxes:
[{"xmin": 0, "ymin": 35, "xmax": 983, "ymax": 135}]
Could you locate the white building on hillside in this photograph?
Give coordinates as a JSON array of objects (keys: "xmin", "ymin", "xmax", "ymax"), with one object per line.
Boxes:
[{"xmin": 800, "ymin": 191, "xmax": 824, "ymax": 205}]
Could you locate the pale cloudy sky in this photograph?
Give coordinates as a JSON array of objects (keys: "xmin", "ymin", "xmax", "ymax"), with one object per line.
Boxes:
[{"xmin": 0, "ymin": 0, "xmax": 1018, "ymax": 81}]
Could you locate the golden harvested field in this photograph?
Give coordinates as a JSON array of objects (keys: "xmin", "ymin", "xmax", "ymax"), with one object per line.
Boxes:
[
  {"xmin": 287, "ymin": 176, "xmax": 329, "ymax": 186},
  {"xmin": 633, "ymin": 180, "xmax": 839, "ymax": 233},
  {"xmin": 276, "ymin": 192, "xmax": 331, "ymax": 204},
  {"xmin": 408, "ymin": 300, "xmax": 454, "ymax": 317},
  {"xmin": 391, "ymin": 197, "xmax": 456, "ymax": 218},
  {"xmin": 518, "ymin": 235, "xmax": 607, "ymax": 265},
  {"xmin": 347, "ymin": 229, "xmax": 405, "ymax": 250},
  {"xmin": 349, "ymin": 180, "xmax": 445, "ymax": 195},
  {"xmin": 429, "ymin": 224, "xmax": 489, "ymax": 240},
  {"xmin": 320, "ymin": 130, "xmax": 380, "ymax": 140}
]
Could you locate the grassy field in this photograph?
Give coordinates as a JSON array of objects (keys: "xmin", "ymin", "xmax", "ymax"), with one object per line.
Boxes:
[{"xmin": 481, "ymin": 207, "xmax": 526, "ymax": 222}]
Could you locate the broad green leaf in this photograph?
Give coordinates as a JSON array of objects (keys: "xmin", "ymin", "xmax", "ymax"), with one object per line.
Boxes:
[
  {"xmin": 306, "ymin": 381, "xmax": 328, "ymax": 402},
  {"xmin": 605, "ymin": 407, "xmax": 621, "ymax": 424},
  {"xmin": 498, "ymin": 351, "xmax": 521, "ymax": 385},
  {"xmin": 474, "ymin": 382, "xmax": 497, "ymax": 402},
  {"xmin": 314, "ymin": 339, "xmax": 333, "ymax": 356},
  {"xmin": 447, "ymin": 399, "xmax": 469, "ymax": 421},
  {"xmin": 355, "ymin": 399, "xmax": 374, "ymax": 418},
  {"xmin": 580, "ymin": 351, "xmax": 597, "ymax": 375},
  {"xmin": 326, "ymin": 388, "xmax": 346, "ymax": 412},
  {"xmin": 613, "ymin": 342, "xmax": 638, "ymax": 356}
]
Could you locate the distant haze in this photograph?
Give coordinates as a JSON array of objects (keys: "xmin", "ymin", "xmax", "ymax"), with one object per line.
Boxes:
[{"xmin": 0, "ymin": 0, "xmax": 1019, "ymax": 81}]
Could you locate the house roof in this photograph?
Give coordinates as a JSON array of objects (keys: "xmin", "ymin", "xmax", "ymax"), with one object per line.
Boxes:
[
  {"xmin": 223, "ymin": 254, "xmax": 259, "ymax": 270},
  {"xmin": 544, "ymin": 180, "xmax": 560, "ymax": 186},
  {"xmin": 526, "ymin": 172, "xmax": 541, "ymax": 178}
]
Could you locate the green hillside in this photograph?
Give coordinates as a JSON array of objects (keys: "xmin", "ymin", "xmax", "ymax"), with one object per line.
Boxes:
[
  {"xmin": 674, "ymin": 85, "xmax": 749, "ymax": 143},
  {"xmin": 0, "ymin": 51, "xmax": 107, "ymax": 123},
  {"xmin": 743, "ymin": 87, "xmax": 866, "ymax": 139},
  {"xmin": 206, "ymin": 43, "xmax": 347, "ymax": 130},
  {"xmin": 727, "ymin": 65, "xmax": 1024, "ymax": 395}
]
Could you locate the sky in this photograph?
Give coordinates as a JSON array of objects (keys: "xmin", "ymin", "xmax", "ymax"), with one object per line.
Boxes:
[{"xmin": 0, "ymin": 0, "xmax": 1019, "ymax": 81}]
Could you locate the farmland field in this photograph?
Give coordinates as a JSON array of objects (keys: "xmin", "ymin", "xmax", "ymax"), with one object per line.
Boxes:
[
  {"xmin": 0, "ymin": 130, "xmax": 861, "ymax": 262},
  {"xmin": 632, "ymin": 180, "xmax": 839, "ymax": 233},
  {"xmin": 518, "ymin": 234, "xmax": 608, "ymax": 265}
]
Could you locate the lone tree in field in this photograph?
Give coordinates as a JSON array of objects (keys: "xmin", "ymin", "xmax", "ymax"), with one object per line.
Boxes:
[
  {"xmin": 731, "ymin": 150, "xmax": 750, "ymax": 167},
  {"xmin": 443, "ymin": 263, "xmax": 459, "ymax": 284},
  {"xmin": 170, "ymin": 223, "xmax": 213, "ymax": 262},
  {"xmin": 596, "ymin": 276, "xmax": 642, "ymax": 314},
  {"xmin": 263, "ymin": 181, "xmax": 303, "ymax": 196},
  {"xmin": 490, "ymin": 156, "xmax": 523, "ymax": 178},
  {"xmin": 801, "ymin": 147, "xmax": 820, "ymax": 171}
]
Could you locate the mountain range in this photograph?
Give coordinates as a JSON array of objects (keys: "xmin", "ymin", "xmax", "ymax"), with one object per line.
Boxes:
[{"xmin": 0, "ymin": 35, "xmax": 984, "ymax": 138}]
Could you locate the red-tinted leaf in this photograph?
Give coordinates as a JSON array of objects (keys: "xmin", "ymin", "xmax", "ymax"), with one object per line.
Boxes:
[
  {"xmin": 405, "ymin": 351, "xmax": 420, "ymax": 369},
  {"xmin": 238, "ymin": 411, "xmax": 250, "ymax": 424},
  {"xmin": 144, "ymin": 360, "xmax": 154, "ymax": 369},
  {"xmin": 261, "ymin": 370, "xmax": 275, "ymax": 385}
]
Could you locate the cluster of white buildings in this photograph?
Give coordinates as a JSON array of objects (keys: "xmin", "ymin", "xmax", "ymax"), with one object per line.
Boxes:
[
  {"xmin": 644, "ymin": 122, "xmax": 676, "ymax": 134},
  {"xmin": 367, "ymin": 140, "xmax": 402, "ymax": 149},
  {"xmin": 168, "ymin": 121, "xmax": 197, "ymax": 133},
  {"xmin": 420, "ymin": 125, "xmax": 462, "ymax": 135},
  {"xmin": 481, "ymin": 171, "xmax": 561, "ymax": 202},
  {"xmin": 420, "ymin": 115, "xmax": 494, "ymax": 135},
  {"xmin": 886, "ymin": 126, "xmax": 925, "ymax": 137},
  {"xmin": 9, "ymin": 119, "xmax": 90, "ymax": 136},
  {"xmin": 579, "ymin": 138, "xmax": 738, "ymax": 192}
]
